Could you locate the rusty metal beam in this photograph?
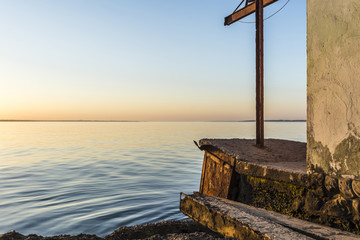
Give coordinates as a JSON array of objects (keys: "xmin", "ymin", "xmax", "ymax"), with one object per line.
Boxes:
[
  {"xmin": 224, "ymin": 0, "xmax": 278, "ymax": 26},
  {"xmin": 256, "ymin": 0, "xmax": 264, "ymax": 147}
]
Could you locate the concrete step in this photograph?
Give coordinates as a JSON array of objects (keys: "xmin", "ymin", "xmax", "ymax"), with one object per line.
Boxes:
[{"xmin": 180, "ymin": 192, "xmax": 360, "ymax": 240}]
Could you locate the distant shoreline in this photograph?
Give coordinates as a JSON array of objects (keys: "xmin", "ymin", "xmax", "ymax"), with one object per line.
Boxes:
[{"xmin": 0, "ymin": 120, "xmax": 306, "ymax": 122}]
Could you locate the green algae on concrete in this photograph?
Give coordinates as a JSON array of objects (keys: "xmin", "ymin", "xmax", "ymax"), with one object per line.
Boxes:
[
  {"xmin": 307, "ymin": 136, "xmax": 332, "ymax": 175},
  {"xmin": 333, "ymin": 134, "xmax": 360, "ymax": 177},
  {"xmin": 308, "ymin": 134, "xmax": 360, "ymax": 178},
  {"xmin": 233, "ymin": 175, "xmax": 305, "ymax": 216}
]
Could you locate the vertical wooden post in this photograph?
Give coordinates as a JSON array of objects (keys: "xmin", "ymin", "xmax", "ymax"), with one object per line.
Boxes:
[{"xmin": 256, "ymin": 0, "xmax": 264, "ymax": 147}]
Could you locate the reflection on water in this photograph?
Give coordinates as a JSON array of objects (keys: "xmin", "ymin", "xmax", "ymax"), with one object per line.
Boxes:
[{"xmin": 0, "ymin": 122, "xmax": 305, "ymax": 236}]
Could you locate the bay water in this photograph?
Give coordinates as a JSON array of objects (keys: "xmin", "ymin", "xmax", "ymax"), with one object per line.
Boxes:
[{"xmin": 0, "ymin": 122, "xmax": 306, "ymax": 236}]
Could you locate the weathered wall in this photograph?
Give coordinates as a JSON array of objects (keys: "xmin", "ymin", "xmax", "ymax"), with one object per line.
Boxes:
[{"xmin": 307, "ymin": 0, "xmax": 360, "ymax": 178}]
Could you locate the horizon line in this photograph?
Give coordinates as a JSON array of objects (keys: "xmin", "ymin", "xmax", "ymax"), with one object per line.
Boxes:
[{"xmin": 0, "ymin": 119, "xmax": 307, "ymax": 122}]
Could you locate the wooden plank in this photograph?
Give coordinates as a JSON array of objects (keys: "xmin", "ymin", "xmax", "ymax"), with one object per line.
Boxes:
[{"xmin": 224, "ymin": 0, "xmax": 278, "ymax": 26}]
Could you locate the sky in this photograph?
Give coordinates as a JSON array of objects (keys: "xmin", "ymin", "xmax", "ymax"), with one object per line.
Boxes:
[{"xmin": 0, "ymin": 0, "xmax": 306, "ymax": 121}]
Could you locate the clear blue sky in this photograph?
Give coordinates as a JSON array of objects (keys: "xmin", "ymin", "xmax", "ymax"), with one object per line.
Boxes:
[{"xmin": 0, "ymin": 0, "xmax": 306, "ymax": 121}]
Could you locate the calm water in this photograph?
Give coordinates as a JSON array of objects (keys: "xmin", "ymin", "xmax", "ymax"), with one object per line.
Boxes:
[{"xmin": 0, "ymin": 122, "xmax": 306, "ymax": 236}]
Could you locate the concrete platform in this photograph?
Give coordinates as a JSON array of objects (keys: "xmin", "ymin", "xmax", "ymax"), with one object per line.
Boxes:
[
  {"xmin": 199, "ymin": 138, "xmax": 306, "ymax": 174},
  {"xmin": 195, "ymin": 138, "xmax": 360, "ymax": 235},
  {"xmin": 180, "ymin": 193, "xmax": 360, "ymax": 240},
  {"xmin": 199, "ymin": 139, "xmax": 307, "ymax": 186}
]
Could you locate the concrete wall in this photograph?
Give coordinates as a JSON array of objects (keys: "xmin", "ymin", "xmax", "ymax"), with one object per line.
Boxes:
[{"xmin": 307, "ymin": 1, "xmax": 360, "ymax": 178}]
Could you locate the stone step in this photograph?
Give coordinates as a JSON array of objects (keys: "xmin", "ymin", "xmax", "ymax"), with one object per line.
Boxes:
[{"xmin": 180, "ymin": 193, "xmax": 360, "ymax": 240}]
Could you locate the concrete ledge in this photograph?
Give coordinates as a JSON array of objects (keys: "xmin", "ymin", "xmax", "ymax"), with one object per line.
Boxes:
[
  {"xmin": 235, "ymin": 161, "xmax": 307, "ymax": 186},
  {"xmin": 180, "ymin": 193, "xmax": 360, "ymax": 240},
  {"xmin": 199, "ymin": 139, "xmax": 307, "ymax": 186}
]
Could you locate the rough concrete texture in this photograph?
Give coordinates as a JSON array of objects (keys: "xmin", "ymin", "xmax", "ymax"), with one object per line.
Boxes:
[
  {"xmin": 180, "ymin": 193, "xmax": 360, "ymax": 240},
  {"xmin": 234, "ymin": 160, "xmax": 307, "ymax": 186},
  {"xmin": 307, "ymin": 0, "xmax": 360, "ymax": 178},
  {"xmin": 0, "ymin": 220, "xmax": 225, "ymax": 240},
  {"xmin": 199, "ymin": 139, "xmax": 306, "ymax": 174}
]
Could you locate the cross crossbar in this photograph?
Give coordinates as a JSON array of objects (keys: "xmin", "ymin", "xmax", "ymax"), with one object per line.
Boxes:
[{"xmin": 224, "ymin": 0, "xmax": 278, "ymax": 26}]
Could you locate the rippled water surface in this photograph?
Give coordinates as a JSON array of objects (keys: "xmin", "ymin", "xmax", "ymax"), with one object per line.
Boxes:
[{"xmin": 0, "ymin": 122, "xmax": 306, "ymax": 236}]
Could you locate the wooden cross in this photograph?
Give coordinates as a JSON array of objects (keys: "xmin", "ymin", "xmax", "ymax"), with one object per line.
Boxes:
[{"xmin": 225, "ymin": 0, "xmax": 278, "ymax": 147}]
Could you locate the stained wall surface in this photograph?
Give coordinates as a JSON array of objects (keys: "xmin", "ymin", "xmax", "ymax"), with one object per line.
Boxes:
[{"xmin": 307, "ymin": 0, "xmax": 360, "ymax": 178}]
